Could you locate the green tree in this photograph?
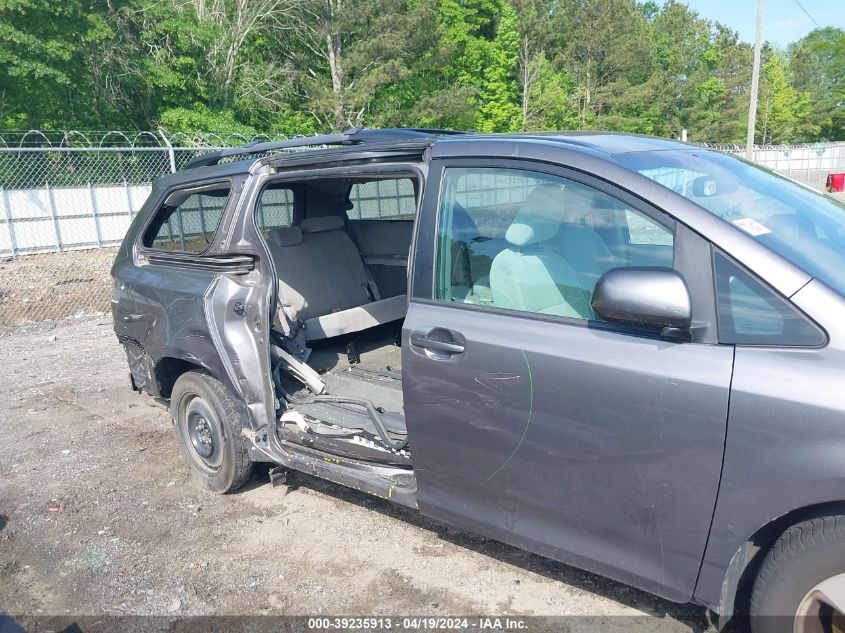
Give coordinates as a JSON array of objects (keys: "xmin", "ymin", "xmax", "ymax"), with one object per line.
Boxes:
[
  {"xmin": 475, "ymin": 2, "xmax": 522, "ymax": 131},
  {"xmin": 0, "ymin": 0, "xmax": 842, "ymax": 144},
  {"xmin": 550, "ymin": 0, "xmax": 654, "ymax": 130},
  {"xmin": 758, "ymin": 51, "xmax": 813, "ymax": 143},
  {"xmin": 511, "ymin": 0, "xmax": 577, "ymax": 131},
  {"xmin": 289, "ymin": 0, "xmax": 436, "ymax": 131},
  {"xmin": 789, "ymin": 28, "xmax": 845, "ymax": 140},
  {"xmin": 0, "ymin": 0, "xmax": 116, "ymax": 128}
]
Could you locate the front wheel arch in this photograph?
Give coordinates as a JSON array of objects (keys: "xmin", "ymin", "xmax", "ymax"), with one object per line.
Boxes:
[{"xmin": 717, "ymin": 501, "xmax": 845, "ymax": 627}]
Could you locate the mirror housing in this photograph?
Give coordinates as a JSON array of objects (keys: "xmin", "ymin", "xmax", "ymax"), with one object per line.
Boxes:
[
  {"xmin": 591, "ymin": 267, "xmax": 692, "ymax": 331},
  {"xmin": 692, "ymin": 174, "xmax": 739, "ymax": 197}
]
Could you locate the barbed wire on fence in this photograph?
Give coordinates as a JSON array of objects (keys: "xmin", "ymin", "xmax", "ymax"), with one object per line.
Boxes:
[
  {"xmin": 0, "ymin": 129, "xmax": 298, "ymax": 149},
  {"xmin": 1, "ymin": 131, "xmax": 844, "ymax": 328}
]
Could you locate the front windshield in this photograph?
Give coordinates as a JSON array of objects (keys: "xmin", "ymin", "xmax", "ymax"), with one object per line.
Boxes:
[{"xmin": 616, "ymin": 149, "xmax": 845, "ymax": 297}]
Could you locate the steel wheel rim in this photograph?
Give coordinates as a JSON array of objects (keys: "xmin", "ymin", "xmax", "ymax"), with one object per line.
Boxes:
[
  {"xmin": 795, "ymin": 573, "xmax": 845, "ymax": 633},
  {"xmin": 180, "ymin": 394, "xmax": 224, "ymax": 473}
]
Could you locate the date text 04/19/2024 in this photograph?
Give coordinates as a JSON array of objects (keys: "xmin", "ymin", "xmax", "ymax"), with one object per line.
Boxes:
[{"xmin": 306, "ymin": 617, "xmax": 528, "ymax": 630}]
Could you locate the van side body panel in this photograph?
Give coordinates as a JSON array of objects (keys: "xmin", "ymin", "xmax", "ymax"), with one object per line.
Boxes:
[{"xmin": 695, "ymin": 279, "xmax": 845, "ymax": 611}]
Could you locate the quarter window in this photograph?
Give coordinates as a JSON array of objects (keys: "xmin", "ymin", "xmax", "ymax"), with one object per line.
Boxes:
[
  {"xmin": 434, "ymin": 167, "xmax": 674, "ymax": 323},
  {"xmin": 713, "ymin": 253, "xmax": 824, "ymax": 346},
  {"xmin": 257, "ymin": 185, "xmax": 295, "ymax": 232},
  {"xmin": 347, "ymin": 178, "xmax": 416, "ymax": 220},
  {"xmin": 144, "ymin": 184, "xmax": 229, "ymax": 252}
]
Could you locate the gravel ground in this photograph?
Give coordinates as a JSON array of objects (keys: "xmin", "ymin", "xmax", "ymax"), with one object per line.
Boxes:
[
  {"xmin": 0, "ymin": 317, "xmax": 722, "ymax": 632},
  {"xmin": 0, "ymin": 249, "xmax": 116, "ymax": 326}
]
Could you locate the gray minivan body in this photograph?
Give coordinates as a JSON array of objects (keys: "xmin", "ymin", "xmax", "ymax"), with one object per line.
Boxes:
[{"xmin": 112, "ymin": 129, "xmax": 845, "ymax": 628}]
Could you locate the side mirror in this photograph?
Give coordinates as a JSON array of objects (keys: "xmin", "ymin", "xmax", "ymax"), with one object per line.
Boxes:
[{"xmin": 591, "ymin": 267, "xmax": 692, "ymax": 331}]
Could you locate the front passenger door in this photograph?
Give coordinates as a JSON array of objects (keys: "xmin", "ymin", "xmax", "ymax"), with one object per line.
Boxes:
[{"xmin": 403, "ymin": 162, "xmax": 734, "ymax": 602}]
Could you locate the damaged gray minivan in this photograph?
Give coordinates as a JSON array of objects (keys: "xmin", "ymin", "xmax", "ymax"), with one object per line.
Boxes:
[{"xmin": 112, "ymin": 128, "xmax": 845, "ymax": 632}]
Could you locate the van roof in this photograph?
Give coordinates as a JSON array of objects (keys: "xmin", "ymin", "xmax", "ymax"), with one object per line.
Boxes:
[{"xmin": 181, "ymin": 128, "xmax": 692, "ymax": 174}]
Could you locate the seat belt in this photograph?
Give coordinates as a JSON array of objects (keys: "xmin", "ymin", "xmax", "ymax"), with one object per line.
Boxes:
[
  {"xmin": 341, "ymin": 217, "xmax": 381, "ymax": 301},
  {"xmin": 361, "ymin": 257, "xmax": 381, "ymax": 301},
  {"xmin": 272, "ymin": 294, "xmax": 310, "ymax": 361}
]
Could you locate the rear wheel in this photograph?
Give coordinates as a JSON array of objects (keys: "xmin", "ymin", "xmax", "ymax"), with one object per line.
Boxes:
[
  {"xmin": 171, "ymin": 370, "xmax": 253, "ymax": 493},
  {"xmin": 750, "ymin": 515, "xmax": 845, "ymax": 633}
]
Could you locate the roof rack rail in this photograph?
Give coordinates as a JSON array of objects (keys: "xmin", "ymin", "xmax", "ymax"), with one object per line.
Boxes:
[{"xmin": 183, "ymin": 127, "xmax": 466, "ymax": 170}]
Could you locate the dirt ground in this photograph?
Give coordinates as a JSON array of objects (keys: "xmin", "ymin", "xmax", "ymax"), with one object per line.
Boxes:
[
  {"xmin": 0, "ymin": 317, "xmax": 722, "ymax": 631},
  {"xmin": 0, "ymin": 249, "xmax": 116, "ymax": 327}
]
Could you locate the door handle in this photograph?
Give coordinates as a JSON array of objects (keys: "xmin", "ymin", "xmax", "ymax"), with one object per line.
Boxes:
[{"xmin": 409, "ymin": 333, "xmax": 465, "ymax": 355}]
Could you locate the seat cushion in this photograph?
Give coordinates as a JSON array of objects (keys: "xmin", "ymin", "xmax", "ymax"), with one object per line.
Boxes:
[
  {"xmin": 267, "ymin": 222, "xmax": 372, "ymax": 324},
  {"xmin": 297, "ymin": 229, "xmax": 371, "ymax": 318},
  {"xmin": 491, "ymin": 249, "xmax": 592, "ymax": 319},
  {"xmin": 304, "ymin": 294, "xmax": 407, "ymax": 341}
]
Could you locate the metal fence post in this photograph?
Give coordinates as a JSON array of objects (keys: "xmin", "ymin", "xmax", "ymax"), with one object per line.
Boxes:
[
  {"xmin": 88, "ymin": 183, "xmax": 103, "ymax": 248},
  {"xmin": 125, "ymin": 180, "xmax": 135, "ymax": 221},
  {"xmin": 159, "ymin": 129, "xmax": 177, "ymax": 173},
  {"xmin": 46, "ymin": 182, "xmax": 63, "ymax": 251},
  {"xmin": 1, "ymin": 186, "xmax": 18, "ymax": 256},
  {"xmin": 197, "ymin": 194, "xmax": 207, "ymax": 236},
  {"xmin": 806, "ymin": 148, "xmax": 811, "ymax": 184}
]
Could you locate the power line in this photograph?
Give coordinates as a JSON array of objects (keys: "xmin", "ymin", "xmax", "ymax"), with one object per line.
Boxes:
[{"xmin": 793, "ymin": 0, "xmax": 821, "ymax": 29}]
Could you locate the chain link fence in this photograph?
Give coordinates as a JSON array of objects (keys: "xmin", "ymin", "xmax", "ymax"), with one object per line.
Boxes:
[
  {"xmin": 1, "ymin": 131, "xmax": 844, "ymax": 328},
  {"xmin": 0, "ymin": 130, "xmax": 300, "ymax": 327},
  {"xmin": 701, "ymin": 142, "xmax": 845, "ymax": 190}
]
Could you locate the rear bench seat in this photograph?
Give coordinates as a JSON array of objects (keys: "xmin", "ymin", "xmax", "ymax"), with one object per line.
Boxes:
[{"xmin": 267, "ymin": 215, "xmax": 407, "ymax": 342}]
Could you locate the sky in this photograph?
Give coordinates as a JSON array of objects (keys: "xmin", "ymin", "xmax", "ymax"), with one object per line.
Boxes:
[{"xmin": 683, "ymin": 0, "xmax": 845, "ymax": 47}]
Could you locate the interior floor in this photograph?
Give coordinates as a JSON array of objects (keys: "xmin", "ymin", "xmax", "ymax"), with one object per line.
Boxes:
[
  {"xmin": 306, "ymin": 322, "xmax": 403, "ymax": 376},
  {"xmin": 276, "ymin": 322, "xmax": 406, "ymax": 446}
]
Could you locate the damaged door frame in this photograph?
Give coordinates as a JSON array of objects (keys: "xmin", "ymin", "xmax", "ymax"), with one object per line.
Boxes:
[{"xmin": 220, "ymin": 148, "xmax": 430, "ymax": 506}]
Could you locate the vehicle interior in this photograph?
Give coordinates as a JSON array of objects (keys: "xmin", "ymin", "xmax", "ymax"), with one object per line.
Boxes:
[
  {"xmin": 257, "ymin": 173, "xmax": 416, "ymax": 466},
  {"xmin": 259, "ymin": 170, "xmax": 673, "ymax": 467}
]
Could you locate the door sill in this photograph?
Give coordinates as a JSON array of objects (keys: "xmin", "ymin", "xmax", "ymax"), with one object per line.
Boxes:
[{"xmin": 251, "ymin": 424, "xmax": 417, "ymax": 508}]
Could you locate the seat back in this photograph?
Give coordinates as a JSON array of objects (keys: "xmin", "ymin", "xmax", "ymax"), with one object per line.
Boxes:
[
  {"xmin": 490, "ymin": 185, "xmax": 592, "ymax": 319},
  {"xmin": 267, "ymin": 215, "xmax": 371, "ymax": 323},
  {"xmin": 555, "ymin": 223, "xmax": 617, "ymax": 294}
]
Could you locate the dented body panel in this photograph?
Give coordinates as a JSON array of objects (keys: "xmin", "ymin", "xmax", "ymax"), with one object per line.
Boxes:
[{"xmin": 402, "ymin": 301, "xmax": 733, "ymax": 602}]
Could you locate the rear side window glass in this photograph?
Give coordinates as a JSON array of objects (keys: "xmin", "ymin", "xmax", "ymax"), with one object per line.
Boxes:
[
  {"xmin": 144, "ymin": 185, "xmax": 229, "ymax": 252},
  {"xmin": 347, "ymin": 178, "xmax": 416, "ymax": 220},
  {"xmin": 257, "ymin": 186, "xmax": 295, "ymax": 231},
  {"xmin": 714, "ymin": 252, "xmax": 824, "ymax": 346}
]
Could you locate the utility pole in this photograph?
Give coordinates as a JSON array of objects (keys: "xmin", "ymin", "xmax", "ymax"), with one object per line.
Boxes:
[{"xmin": 746, "ymin": 0, "xmax": 765, "ymax": 160}]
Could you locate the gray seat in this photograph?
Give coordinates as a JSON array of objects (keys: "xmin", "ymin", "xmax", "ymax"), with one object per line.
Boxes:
[
  {"xmin": 555, "ymin": 222, "xmax": 617, "ymax": 294},
  {"xmin": 267, "ymin": 215, "xmax": 406, "ymax": 341},
  {"xmin": 490, "ymin": 185, "xmax": 592, "ymax": 319}
]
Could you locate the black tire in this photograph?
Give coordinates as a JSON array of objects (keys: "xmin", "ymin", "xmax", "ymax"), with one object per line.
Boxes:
[
  {"xmin": 171, "ymin": 370, "xmax": 253, "ymax": 493},
  {"xmin": 750, "ymin": 515, "xmax": 845, "ymax": 633}
]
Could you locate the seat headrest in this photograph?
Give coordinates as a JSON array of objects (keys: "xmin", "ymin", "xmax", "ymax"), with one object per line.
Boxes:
[
  {"xmin": 506, "ymin": 184, "xmax": 566, "ymax": 247},
  {"xmin": 302, "ymin": 215, "xmax": 344, "ymax": 233},
  {"xmin": 268, "ymin": 226, "xmax": 303, "ymax": 247}
]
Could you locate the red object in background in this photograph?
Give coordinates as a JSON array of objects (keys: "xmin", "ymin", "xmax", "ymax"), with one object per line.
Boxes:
[{"xmin": 827, "ymin": 173, "xmax": 845, "ymax": 192}]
